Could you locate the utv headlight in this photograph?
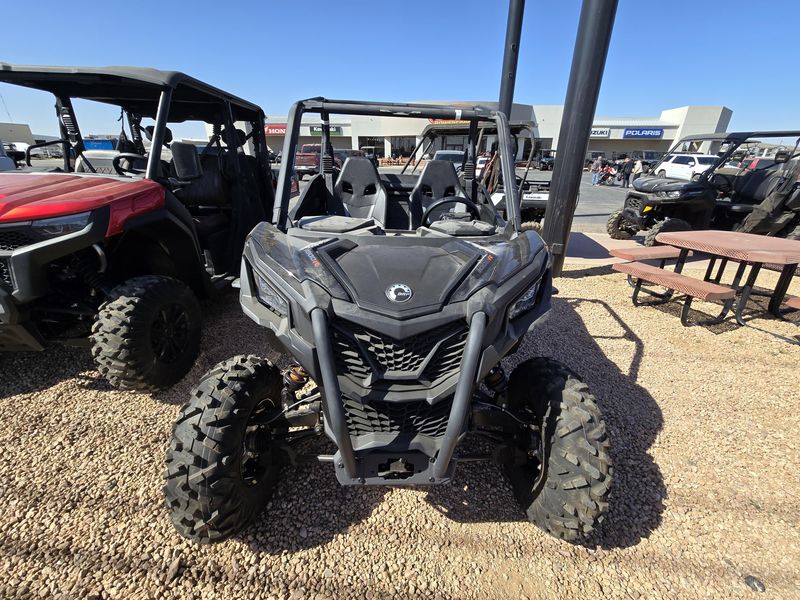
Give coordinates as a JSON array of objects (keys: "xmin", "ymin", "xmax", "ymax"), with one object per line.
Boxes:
[
  {"xmin": 252, "ymin": 270, "xmax": 289, "ymax": 317},
  {"xmin": 508, "ymin": 280, "xmax": 541, "ymax": 320},
  {"xmin": 655, "ymin": 191, "xmax": 682, "ymax": 199},
  {"xmin": 30, "ymin": 211, "xmax": 91, "ymax": 238}
]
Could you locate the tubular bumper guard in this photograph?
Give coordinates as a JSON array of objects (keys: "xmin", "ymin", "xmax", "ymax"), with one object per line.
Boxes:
[{"xmin": 312, "ymin": 308, "xmax": 488, "ymax": 485}]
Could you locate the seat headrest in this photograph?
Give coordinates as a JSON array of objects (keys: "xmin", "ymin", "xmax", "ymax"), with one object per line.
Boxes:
[
  {"xmin": 143, "ymin": 125, "xmax": 173, "ymax": 144},
  {"xmin": 222, "ymin": 128, "xmax": 247, "ymax": 148},
  {"xmin": 337, "ymin": 157, "xmax": 382, "ymax": 193},
  {"xmin": 774, "ymin": 150, "xmax": 790, "ymax": 163},
  {"xmin": 415, "ymin": 160, "xmax": 466, "ymax": 198}
]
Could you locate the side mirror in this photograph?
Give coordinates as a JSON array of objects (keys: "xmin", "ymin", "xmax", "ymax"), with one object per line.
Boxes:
[
  {"xmin": 171, "ymin": 142, "xmax": 203, "ymax": 181},
  {"xmin": 774, "ymin": 150, "xmax": 790, "ymax": 163}
]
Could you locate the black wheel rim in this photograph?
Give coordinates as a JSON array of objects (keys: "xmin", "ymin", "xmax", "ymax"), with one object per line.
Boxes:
[
  {"xmin": 150, "ymin": 303, "xmax": 191, "ymax": 364},
  {"xmin": 241, "ymin": 399, "xmax": 277, "ymax": 486}
]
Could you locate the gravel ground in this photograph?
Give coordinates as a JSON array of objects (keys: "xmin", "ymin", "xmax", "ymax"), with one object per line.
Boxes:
[{"xmin": 1, "ymin": 264, "xmax": 799, "ymax": 599}]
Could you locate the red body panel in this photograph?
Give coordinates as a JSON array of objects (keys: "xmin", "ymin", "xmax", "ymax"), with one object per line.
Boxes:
[{"xmin": 0, "ymin": 173, "xmax": 165, "ymax": 236}]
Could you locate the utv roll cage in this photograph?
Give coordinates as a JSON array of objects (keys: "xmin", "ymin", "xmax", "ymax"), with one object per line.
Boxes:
[
  {"xmin": 649, "ymin": 130, "xmax": 800, "ymax": 181},
  {"xmin": 272, "ymin": 98, "xmax": 523, "ymax": 232},
  {"xmin": 400, "ymin": 120, "xmax": 540, "ymax": 195},
  {"xmin": 0, "ymin": 63, "xmax": 270, "ymax": 180}
]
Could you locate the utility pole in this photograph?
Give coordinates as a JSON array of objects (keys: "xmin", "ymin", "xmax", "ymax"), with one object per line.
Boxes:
[
  {"xmin": 498, "ymin": 0, "xmax": 525, "ymax": 120},
  {"xmin": 543, "ymin": 0, "xmax": 618, "ymax": 275}
]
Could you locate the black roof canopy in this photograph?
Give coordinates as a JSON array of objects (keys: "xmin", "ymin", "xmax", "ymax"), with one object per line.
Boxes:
[
  {"xmin": 0, "ymin": 63, "xmax": 263, "ymax": 122},
  {"xmin": 679, "ymin": 131, "xmax": 800, "ymax": 143}
]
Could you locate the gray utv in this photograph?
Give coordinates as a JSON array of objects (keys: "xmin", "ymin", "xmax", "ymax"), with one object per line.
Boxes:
[{"xmin": 164, "ymin": 99, "xmax": 612, "ymax": 544}]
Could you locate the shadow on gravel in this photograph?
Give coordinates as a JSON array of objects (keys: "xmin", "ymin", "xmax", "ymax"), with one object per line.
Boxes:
[
  {"xmin": 649, "ymin": 291, "xmax": 800, "ymax": 343},
  {"xmin": 238, "ymin": 437, "xmax": 388, "ymax": 553},
  {"xmin": 0, "ymin": 345, "xmax": 97, "ymax": 400},
  {"xmin": 556, "ymin": 264, "xmax": 615, "ymax": 280},
  {"xmin": 555, "ymin": 297, "xmax": 667, "ymax": 549},
  {"xmin": 0, "ymin": 292, "xmax": 249, "ymax": 402},
  {"xmin": 423, "ymin": 297, "xmax": 666, "ymax": 550}
]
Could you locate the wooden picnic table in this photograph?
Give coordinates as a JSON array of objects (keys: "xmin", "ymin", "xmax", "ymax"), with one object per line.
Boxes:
[{"xmin": 656, "ymin": 230, "xmax": 800, "ymax": 323}]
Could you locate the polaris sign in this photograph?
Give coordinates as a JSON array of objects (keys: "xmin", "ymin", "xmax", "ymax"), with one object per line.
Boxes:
[{"xmin": 623, "ymin": 128, "xmax": 664, "ymax": 139}]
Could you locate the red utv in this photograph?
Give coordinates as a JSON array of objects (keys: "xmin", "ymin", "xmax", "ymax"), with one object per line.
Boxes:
[{"xmin": 0, "ymin": 64, "xmax": 275, "ymax": 391}]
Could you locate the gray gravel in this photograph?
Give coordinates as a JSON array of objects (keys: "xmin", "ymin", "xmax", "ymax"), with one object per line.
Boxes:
[{"xmin": 1, "ymin": 265, "xmax": 799, "ymax": 599}]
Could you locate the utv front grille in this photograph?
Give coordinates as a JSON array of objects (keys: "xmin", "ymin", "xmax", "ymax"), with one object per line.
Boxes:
[
  {"xmin": 0, "ymin": 228, "xmax": 44, "ymax": 251},
  {"xmin": 331, "ymin": 321, "xmax": 468, "ymax": 385},
  {"xmin": 625, "ymin": 197, "xmax": 643, "ymax": 211},
  {"xmin": 0, "ymin": 258, "xmax": 12, "ymax": 289},
  {"xmin": 343, "ymin": 396, "xmax": 452, "ymax": 437}
]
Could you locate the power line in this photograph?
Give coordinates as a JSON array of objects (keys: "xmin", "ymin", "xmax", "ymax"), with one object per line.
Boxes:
[{"xmin": 0, "ymin": 92, "xmax": 13, "ymax": 122}]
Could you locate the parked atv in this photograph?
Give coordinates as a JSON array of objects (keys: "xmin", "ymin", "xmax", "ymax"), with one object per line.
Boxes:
[
  {"xmin": 0, "ymin": 64, "xmax": 274, "ymax": 390},
  {"xmin": 165, "ymin": 99, "xmax": 612, "ymax": 543},
  {"xmin": 607, "ymin": 131, "xmax": 800, "ymax": 245}
]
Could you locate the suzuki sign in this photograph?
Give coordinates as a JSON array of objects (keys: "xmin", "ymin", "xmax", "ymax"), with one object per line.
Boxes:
[
  {"xmin": 623, "ymin": 128, "xmax": 664, "ymax": 139},
  {"xmin": 590, "ymin": 127, "xmax": 610, "ymax": 138}
]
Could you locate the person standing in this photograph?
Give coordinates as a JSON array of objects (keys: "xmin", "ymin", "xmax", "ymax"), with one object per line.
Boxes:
[
  {"xmin": 621, "ymin": 157, "xmax": 634, "ymax": 188},
  {"xmin": 632, "ymin": 158, "xmax": 643, "ymax": 182},
  {"xmin": 591, "ymin": 156, "xmax": 603, "ymax": 185}
]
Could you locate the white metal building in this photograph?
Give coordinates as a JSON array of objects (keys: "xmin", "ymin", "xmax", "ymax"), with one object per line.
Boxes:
[
  {"xmin": 0, "ymin": 122, "xmax": 35, "ymax": 145},
  {"xmin": 264, "ymin": 103, "xmax": 732, "ymax": 161}
]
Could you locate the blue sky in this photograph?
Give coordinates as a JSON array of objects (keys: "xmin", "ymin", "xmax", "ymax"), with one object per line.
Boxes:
[{"xmin": 2, "ymin": 0, "xmax": 798, "ymax": 137}]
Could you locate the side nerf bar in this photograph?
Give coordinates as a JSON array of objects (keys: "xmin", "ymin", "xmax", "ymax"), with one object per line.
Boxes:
[{"xmin": 433, "ymin": 311, "xmax": 487, "ymax": 478}]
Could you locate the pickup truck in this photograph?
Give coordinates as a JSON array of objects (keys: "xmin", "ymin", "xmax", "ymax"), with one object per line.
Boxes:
[{"xmin": 295, "ymin": 143, "xmax": 321, "ymax": 180}]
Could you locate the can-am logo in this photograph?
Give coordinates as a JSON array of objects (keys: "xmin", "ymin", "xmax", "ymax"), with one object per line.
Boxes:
[{"xmin": 385, "ymin": 283, "xmax": 413, "ymax": 303}]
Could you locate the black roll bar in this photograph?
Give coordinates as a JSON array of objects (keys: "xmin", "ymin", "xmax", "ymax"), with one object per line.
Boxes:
[
  {"xmin": 145, "ymin": 88, "xmax": 173, "ymax": 180},
  {"xmin": 272, "ymin": 99, "xmax": 521, "ymax": 232}
]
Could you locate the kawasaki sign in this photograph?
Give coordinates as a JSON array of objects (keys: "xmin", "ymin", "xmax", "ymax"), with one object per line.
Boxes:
[
  {"xmin": 623, "ymin": 127, "xmax": 664, "ymax": 139},
  {"xmin": 310, "ymin": 125, "xmax": 343, "ymax": 136}
]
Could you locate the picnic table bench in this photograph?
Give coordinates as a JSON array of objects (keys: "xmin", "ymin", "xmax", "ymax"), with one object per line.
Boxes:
[{"xmin": 612, "ymin": 231, "xmax": 800, "ymax": 326}]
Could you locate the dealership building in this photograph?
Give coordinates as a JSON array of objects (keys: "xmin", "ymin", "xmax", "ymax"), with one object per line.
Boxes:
[{"xmin": 263, "ymin": 102, "xmax": 732, "ymax": 160}]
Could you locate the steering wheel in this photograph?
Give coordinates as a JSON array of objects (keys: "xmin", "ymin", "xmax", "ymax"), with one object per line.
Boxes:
[
  {"xmin": 421, "ymin": 197, "xmax": 482, "ymax": 226},
  {"xmin": 113, "ymin": 153, "xmax": 147, "ymax": 175}
]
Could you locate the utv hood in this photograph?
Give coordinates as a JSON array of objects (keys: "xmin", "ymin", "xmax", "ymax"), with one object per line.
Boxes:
[
  {"xmin": 248, "ymin": 222, "xmax": 548, "ymax": 318},
  {"xmin": 0, "ymin": 172, "xmax": 164, "ymax": 224},
  {"xmin": 632, "ymin": 176, "xmax": 704, "ymax": 194},
  {"xmin": 317, "ymin": 238, "xmax": 480, "ymax": 316}
]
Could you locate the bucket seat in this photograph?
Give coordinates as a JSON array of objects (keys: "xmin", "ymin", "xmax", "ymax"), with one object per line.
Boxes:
[
  {"xmin": 333, "ymin": 157, "xmax": 388, "ymax": 226},
  {"xmin": 409, "ymin": 160, "xmax": 468, "ymax": 228}
]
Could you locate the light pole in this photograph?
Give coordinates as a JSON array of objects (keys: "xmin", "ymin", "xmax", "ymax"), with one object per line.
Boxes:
[{"xmin": 543, "ymin": 0, "xmax": 618, "ymax": 275}]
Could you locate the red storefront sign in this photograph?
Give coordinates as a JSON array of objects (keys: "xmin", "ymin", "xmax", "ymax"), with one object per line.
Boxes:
[{"xmin": 265, "ymin": 124, "xmax": 287, "ymax": 136}]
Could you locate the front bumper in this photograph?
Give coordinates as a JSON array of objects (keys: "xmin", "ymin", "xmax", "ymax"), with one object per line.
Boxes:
[
  {"xmin": 0, "ymin": 208, "xmax": 109, "ymax": 350},
  {"xmin": 621, "ymin": 193, "xmax": 652, "ymax": 228},
  {"xmin": 0, "ymin": 288, "xmax": 44, "ymax": 350},
  {"xmin": 295, "ymin": 165, "xmax": 318, "ymax": 176}
]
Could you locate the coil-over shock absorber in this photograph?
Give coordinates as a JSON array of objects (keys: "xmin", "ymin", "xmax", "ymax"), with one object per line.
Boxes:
[
  {"xmin": 484, "ymin": 366, "xmax": 508, "ymax": 394},
  {"xmin": 281, "ymin": 364, "xmax": 309, "ymax": 409}
]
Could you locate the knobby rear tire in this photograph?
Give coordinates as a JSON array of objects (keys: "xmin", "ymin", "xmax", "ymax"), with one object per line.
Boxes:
[{"xmin": 91, "ymin": 275, "xmax": 201, "ymax": 391}]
